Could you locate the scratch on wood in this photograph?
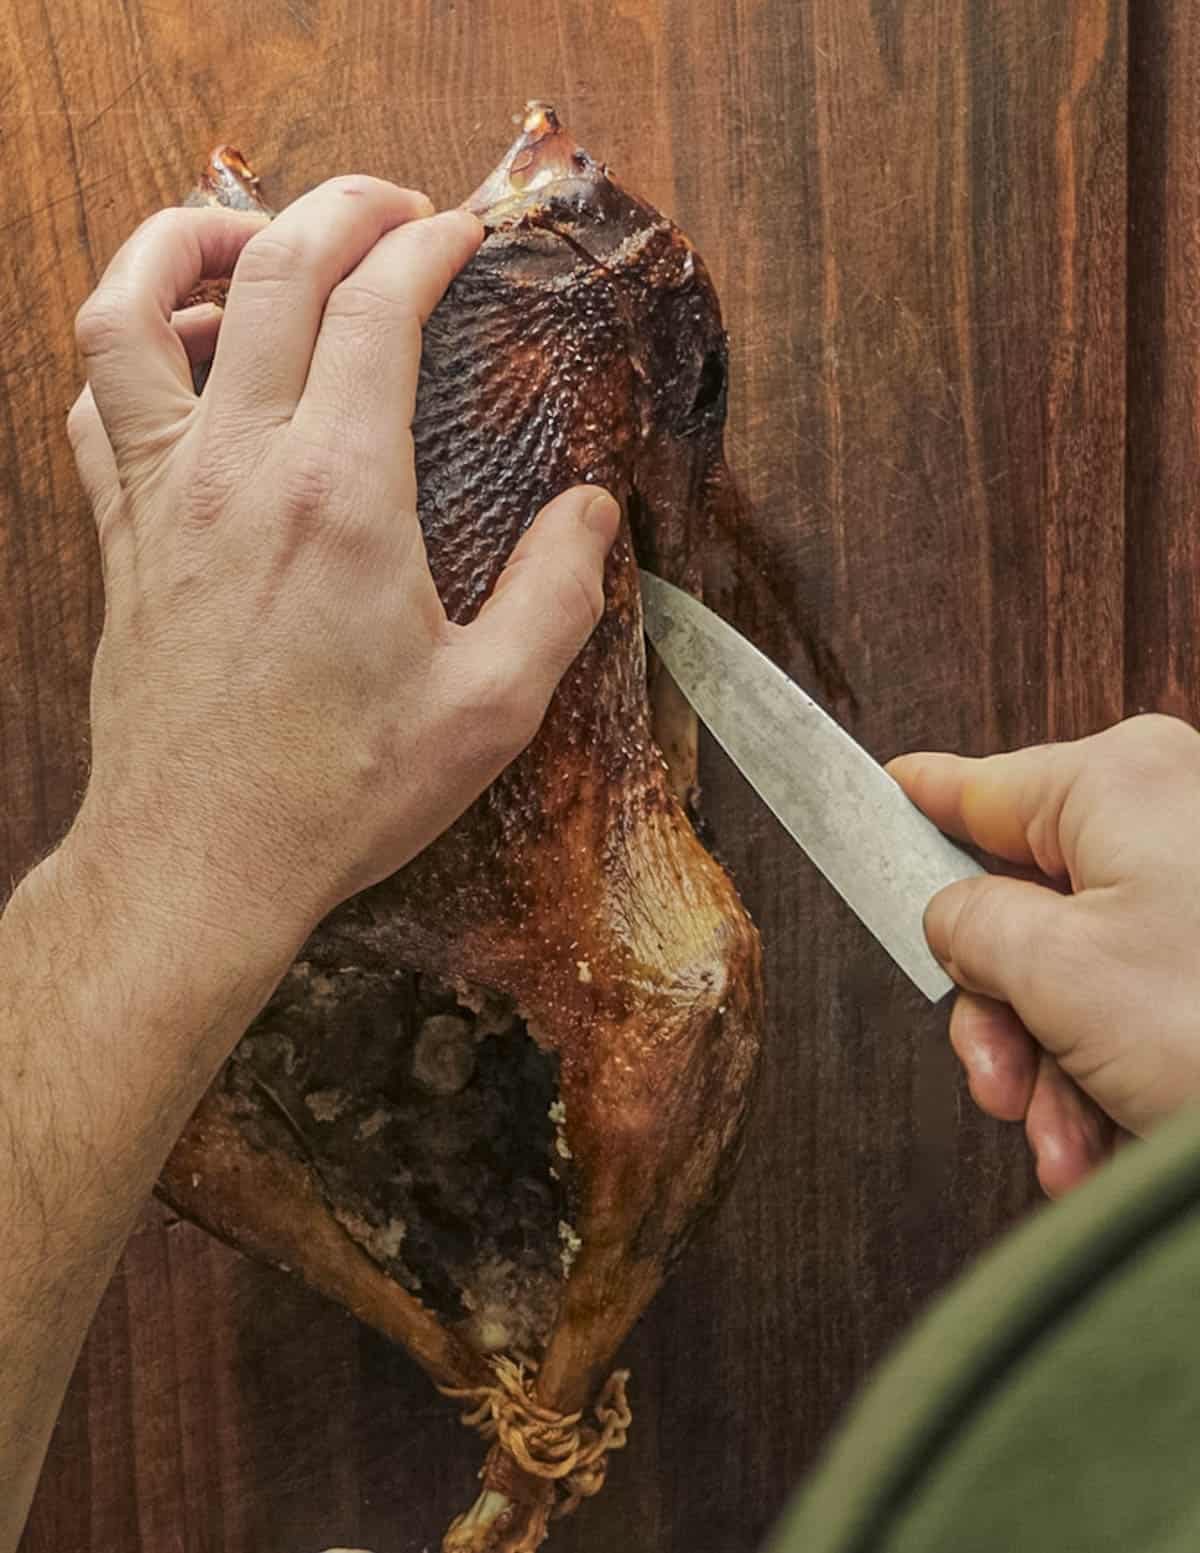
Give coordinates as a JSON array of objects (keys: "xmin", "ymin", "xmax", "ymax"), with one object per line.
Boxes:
[
  {"xmin": 0, "ymin": 172, "xmax": 118, "ymax": 237},
  {"xmin": 80, "ymin": 68, "xmax": 148, "ymax": 134},
  {"xmin": 283, "ymin": 0, "xmax": 315, "ymax": 36}
]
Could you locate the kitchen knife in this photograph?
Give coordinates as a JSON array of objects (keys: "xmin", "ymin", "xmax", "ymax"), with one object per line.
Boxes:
[{"xmin": 639, "ymin": 572, "xmax": 985, "ymax": 1002}]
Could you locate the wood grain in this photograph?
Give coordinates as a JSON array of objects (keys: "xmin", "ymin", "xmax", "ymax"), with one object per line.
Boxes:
[
  {"xmin": 0, "ymin": 2, "xmax": 1140, "ymax": 1550},
  {"xmin": 1127, "ymin": 2, "xmax": 1200, "ymax": 721}
]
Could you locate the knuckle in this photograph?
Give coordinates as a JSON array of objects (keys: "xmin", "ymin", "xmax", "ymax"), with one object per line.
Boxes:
[
  {"xmin": 234, "ymin": 227, "xmax": 305, "ymax": 288},
  {"xmin": 325, "ymin": 280, "xmax": 422, "ymax": 338},
  {"xmin": 946, "ymin": 878, "xmax": 1056, "ymax": 1008},
  {"xmin": 280, "ymin": 444, "xmax": 336, "ymax": 521},
  {"xmin": 1122, "ymin": 710, "xmax": 1184, "ymax": 735},
  {"xmin": 1103, "ymin": 713, "xmax": 1200, "ymax": 786},
  {"xmin": 76, "ymin": 209, "xmax": 203, "ymax": 356},
  {"xmin": 1122, "ymin": 711, "xmax": 1198, "ymax": 752},
  {"xmin": 74, "ymin": 291, "xmax": 129, "ymax": 359},
  {"xmin": 179, "ymin": 450, "xmax": 235, "ymax": 526},
  {"xmin": 140, "ymin": 205, "xmax": 195, "ymax": 246},
  {"xmin": 946, "ymin": 881, "xmax": 999, "ymax": 974}
]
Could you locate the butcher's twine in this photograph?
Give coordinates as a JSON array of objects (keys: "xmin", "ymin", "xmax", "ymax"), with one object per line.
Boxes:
[{"xmin": 440, "ymin": 1358, "xmax": 632, "ymax": 1518}]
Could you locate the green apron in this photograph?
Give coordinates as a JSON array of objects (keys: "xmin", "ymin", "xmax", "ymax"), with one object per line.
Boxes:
[{"xmin": 766, "ymin": 1106, "xmax": 1200, "ymax": 1553}]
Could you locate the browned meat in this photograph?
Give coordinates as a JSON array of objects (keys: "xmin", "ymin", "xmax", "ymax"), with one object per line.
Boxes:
[{"xmin": 160, "ymin": 104, "xmax": 764, "ymax": 1552}]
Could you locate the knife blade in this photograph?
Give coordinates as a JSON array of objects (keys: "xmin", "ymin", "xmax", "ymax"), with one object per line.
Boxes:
[{"xmin": 639, "ymin": 572, "xmax": 984, "ymax": 1002}]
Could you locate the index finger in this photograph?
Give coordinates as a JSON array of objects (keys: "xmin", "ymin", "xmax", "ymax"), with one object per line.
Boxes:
[{"xmin": 75, "ymin": 205, "xmax": 267, "ymax": 459}]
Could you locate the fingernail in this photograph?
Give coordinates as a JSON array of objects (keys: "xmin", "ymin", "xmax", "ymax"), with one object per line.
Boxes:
[{"xmin": 583, "ymin": 490, "xmax": 621, "ymax": 546}]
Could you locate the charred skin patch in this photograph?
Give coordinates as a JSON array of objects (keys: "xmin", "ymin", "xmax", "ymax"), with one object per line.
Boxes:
[{"xmin": 225, "ymin": 965, "xmax": 581, "ymax": 1359}]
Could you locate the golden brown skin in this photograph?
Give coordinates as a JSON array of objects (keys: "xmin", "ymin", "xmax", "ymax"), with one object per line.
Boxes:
[{"xmin": 160, "ymin": 106, "xmax": 763, "ymax": 1551}]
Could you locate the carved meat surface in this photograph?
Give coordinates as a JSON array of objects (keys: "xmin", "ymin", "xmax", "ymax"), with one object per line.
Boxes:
[{"xmin": 159, "ymin": 105, "xmax": 764, "ymax": 1552}]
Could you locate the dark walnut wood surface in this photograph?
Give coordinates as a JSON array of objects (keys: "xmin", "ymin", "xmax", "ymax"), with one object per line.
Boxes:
[{"xmin": 1, "ymin": 2, "xmax": 1186, "ymax": 1551}]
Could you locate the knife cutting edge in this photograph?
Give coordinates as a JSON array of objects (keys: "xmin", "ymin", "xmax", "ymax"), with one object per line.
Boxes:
[{"xmin": 639, "ymin": 572, "xmax": 985, "ymax": 1003}]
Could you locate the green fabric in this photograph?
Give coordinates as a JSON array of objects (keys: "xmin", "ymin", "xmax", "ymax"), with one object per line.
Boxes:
[{"xmin": 766, "ymin": 1106, "xmax": 1200, "ymax": 1553}]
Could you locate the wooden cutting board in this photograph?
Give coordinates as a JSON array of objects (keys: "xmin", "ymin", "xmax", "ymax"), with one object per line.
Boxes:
[{"xmin": 2, "ymin": 1, "xmax": 1193, "ymax": 1550}]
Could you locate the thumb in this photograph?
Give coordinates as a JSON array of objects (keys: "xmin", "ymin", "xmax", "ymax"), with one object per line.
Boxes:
[
  {"xmin": 926, "ymin": 873, "xmax": 1084, "ymax": 1054},
  {"xmin": 464, "ymin": 485, "xmax": 621, "ymax": 705}
]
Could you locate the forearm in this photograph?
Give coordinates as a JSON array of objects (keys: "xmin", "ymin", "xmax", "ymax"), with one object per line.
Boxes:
[{"xmin": 0, "ymin": 821, "xmax": 308, "ymax": 1549}]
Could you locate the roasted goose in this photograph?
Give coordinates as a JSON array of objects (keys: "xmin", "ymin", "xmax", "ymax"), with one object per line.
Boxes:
[{"xmin": 159, "ymin": 104, "xmax": 764, "ymax": 1552}]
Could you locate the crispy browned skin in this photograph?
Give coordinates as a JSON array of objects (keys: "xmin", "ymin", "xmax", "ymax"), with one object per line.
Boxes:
[{"xmin": 160, "ymin": 106, "xmax": 763, "ymax": 1551}]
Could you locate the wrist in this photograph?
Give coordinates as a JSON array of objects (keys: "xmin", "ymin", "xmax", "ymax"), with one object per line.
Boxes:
[
  {"xmin": 0, "ymin": 797, "xmax": 311, "ymax": 1243},
  {"xmin": 62, "ymin": 783, "xmax": 323, "ymax": 957},
  {"xmin": 29, "ymin": 804, "xmax": 311, "ymax": 1104}
]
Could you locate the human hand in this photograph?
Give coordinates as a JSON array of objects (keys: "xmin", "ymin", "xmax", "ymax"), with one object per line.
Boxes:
[
  {"xmin": 890, "ymin": 716, "xmax": 1200, "ymax": 1198},
  {"xmin": 67, "ymin": 180, "xmax": 619, "ymax": 936}
]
